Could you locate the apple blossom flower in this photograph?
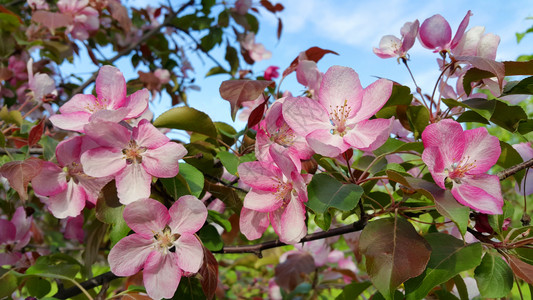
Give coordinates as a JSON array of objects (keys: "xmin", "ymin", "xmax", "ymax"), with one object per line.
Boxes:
[
  {"xmin": 421, "ymin": 119, "xmax": 503, "ymax": 214},
  {"xmin": 513, "ymin": 142, "xmax": 533, "ymax": 196},
  {"xmin": 32, "ymin": 136, "xmax": 112, "ymax": 218},
  {"xmin": 241, "ymin": 32, "xmax": 272, "ymax": 62},
  {"xmin": 255, "ymin": 99, "xmax": 313, "ymax": 162},
  {"xmin": 373, "ymin": 20, "xmax": 419, "ymax": 60},
  {"xmin": 0, "ymin": 207, "xmax": 32, "ymax": 266},
  {"xmin": 264, "ymin": 66, "xmax": 280, "ymax": 81},
  {"xmin": 418, "ymin": 10, "xmax": 472, "ymax": 53},
  {"xmin": 296, "ymin": 60, "xmax": 322, "ymax": 99},
  {"xmin": 154, "ymin": 68, "xmax": 170, "ymax": 84},
  {"xmin": 26, "ymin": 58, "xmax": 57, "ymax": 103},
  {"xmin": 452, "ymin": 26, "xmax": 500, "ymax": 59},
  {"xmin": 238, "ymin": 145, "xmax": 309, "ymax": 244},
  {"xmin": 108, "ymin": 197, "xmax": 207, "ymax": 300},
  {"xmin": 50, "ymin": 65, "xmax": 149, "ymax": 132},
  {"xmin": 57, "ymin": 0, "xmax": 99, "ymax": 40},
  {"xmin": 62, "ymin": 214, "xmax": 84, "ymax": 243},
  {"xmin": 283, "ymin": 65, "xmax": 393, "ymax": 157},
  {"xmin": 81, "ymin": 119, "xmax": 187, "ymax": 205}
]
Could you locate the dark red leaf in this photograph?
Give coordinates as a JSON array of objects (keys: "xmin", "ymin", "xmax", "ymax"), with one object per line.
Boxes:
[
  {"xmin": 277, "ymin": 17, "xmax": 282, "ymax": 40},
  {"xmin": 274, "ymin": 3, "xmax": 284, "ymax": 11},
  {"xmin": 84, "ymin": 43, "xmax": 99, "ymax": 66},
  {"xmin": 508, "ymin": 255, "xmax": 533, "ymax": 284},
  {"xmin": 247, "ymin": 98, "xmax": 267, "ymax": 128},
  {"xmin": 219, "ymin": 80, "xmax": 274, "ymax": 121},
  {"xmin": 259, "ymin": 0, "xmax": 276, "ymax": 13},
  {"xmin": 199, "ymin": 246, "xmax": 219, "ymax": 300},
  {"xmin": 282, "ymin": 46, "xmax": 339, "ymax": 78},
  {"xmin": 0, "ymin": 157, "xmax": 43, "ymax": 201},
  {"xmin": 28, "ymin": 118, "xmax": 45, "ymax": 147},
  {"xmin": 274, "ymin": 252, "xmax": 315, "ymax": 291}
]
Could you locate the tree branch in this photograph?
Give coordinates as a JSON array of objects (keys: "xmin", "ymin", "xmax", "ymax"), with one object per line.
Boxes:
[
  {"xmin": 497, "ymin": 158, "xmax": 533, "ymax": 180},
  {"xmin": 54, "ymin": 271, "xmax": 119, "ymax": 299}
]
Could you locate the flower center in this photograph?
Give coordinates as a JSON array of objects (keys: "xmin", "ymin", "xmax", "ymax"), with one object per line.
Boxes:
[
  {"xmin": 329, "ymin": 99, "xmax": 352, "ymax": 136},
  {"xmin": 446, "ymin": 156, "xmax": 476, "ymax": 184},
  {"xmin": 271, "ymin": 123, "xmax": 296, "ymax": 147},
  {"xmin": 154, "ymin": 225, "xmax": 180, "ymax": 253},
  {"xmin": 84, "ymin": 98, "xmax": 109, "ymax": 113},
  {"xmin": 122, "ymin": 140, "xmax": 146, "ymax": 164}
]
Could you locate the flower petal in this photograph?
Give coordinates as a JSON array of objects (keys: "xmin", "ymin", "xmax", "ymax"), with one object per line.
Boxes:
[
  {"xmin": 174, "ymin": 234, "xmax": 204, "ymax": 273},
  {"xmin": 243, "ymin": 189, "xmax": 284, "ymax": 212},
  {"xmin": 45, "ymin": 180, "xmax": 87, "ymax": 219},
  {"xmin": 318, "ymin": 66, "xmax": 363, "ymax": 115},
  {"xmin": 142, "ymin": 142, "xmax": 186, "ymax": 178},
  {"xmin": 95, "ymin": 65, "xmax": 126, "ymax": 108},
  {"xmin": 344, "ymin": 118, "xmax": 392, "ymax": 151},
  {"xmin": 56, "ymin": 136, "xmax": 83, "ymax": 166},
  {"xmin": 124, "ymin": 88, "xmax": 149, "ymax": 119},
  {"xmin": 239, "ymin": 207, "xmax": 269, "ymax": 240},
  {"xmin": 58, "ymin": 94, "xmax": 97, "ymax": 114},
  {"xmin": 306, "ymin": 128, "xmax": 348, "ymax": 157},
  {"xmin": 115, "ymin": 163, "xmax": 152, "ymax": 205},
  {"xmin": 11, "ymin": 207, "xmax": 32, "ymax": 247},
  {"xmin": 418, "ymin": 14, "xmax": 452, "ymax": 50},
  {"xmin": 0, "ymin": 219, "xmax": 16, "ymax": 244},
  {"xmin": 282, "ymin": 96, "xmax": 330, "ymax": 137},
  {"xmin": 108, "ymin": 234, "xmax": 155, "ymax": 276},
  {"xmin": 421, "ymin": 119, "xmax": 465, "ymax": 167},
  {"xmin": 421, "ymin": 146, "xmax": 447, "ymax": 188},
  {"xmin": 134, "ymin": 119, "xmax": 170, "ymax": 149},
  {"xmin": 32, "ymin": 161, "xmax": 66, "ymax": 196},
  {"xmin": 81, "ymin": 147, "xmax": 125, "ymax": 178},
  {"xmin": 168, "ymin": 195, "xmax": 207, "ymax": 235},
  {"xmin": 450, "ymin": 10, "xmax": 473, "ymax": 49},
  {"xmin": 238, "ymin": 161, "xmax": 281, "ymax": 191},
  {"xmin": 350, "ymin": 79, "xmax": 393, "ymax": 124},
  {"xmin": 462, "ymin": 127, "xmax": 500, "ymax": 174},
  {"xmin": 143, "ymin": 251, "xmax": 182, "ymax": 300},
  {"xmin": 124, "ymin": 198, "xmax": 170, "ymax": 238},
  {"xmin": 49, "ymin": 111, "xmax": 91, "ymax": 132},
  {"xmin": 84, "ymin": 121, "xmax": 130, "ymax": 149},
  {"xmin": 452, "ymin": 174, "xmax": 503, "ymax": 215}
]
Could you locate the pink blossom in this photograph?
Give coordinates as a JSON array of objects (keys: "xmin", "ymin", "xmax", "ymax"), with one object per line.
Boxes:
[
  {"xmin": 255, "ymin": 99, "xmax": 313, "ymax": 162},
  {"xmin": 26, "ymin": 58, "xmax": 57, "ymax": 103},
  {"xmin": 283, "ymin": 66, "xmax": 393, "ymax": 157},
  {"xmin": 32, "ymin": 136, "xmax": 112, "ymax": 218},
  {"xmin": 296, "ymin": 60, "xmax": 322, "ymax": 99},
  {"xmin": 57, "ymin": 0, "xmax": 99, "ymax": 40},
  {"xmin": 62, "ymin": 214, "xmax": 84, "ymax": 243},
  {"xmin": 422, "ymin": 119, "xmax": 503, "ymax": 214},
  {"xmin": 264, "ymin": 66, "xmax": 280, "ymax": 81},
  {"xmin": 241, "ymin": 32, "xmax": 272, "ymax": 62},
  {"xmin": 0, "ymin": 207, "xmax": 32, "ymax": 266},
  {"xmin": 418, "ymin": 11, "xmax": 472, "ymax": 53},
  {"xmin": 238, "ymin": 145, "xmax": 309, "ymax": 244},
  {"xmin": 154, "ymin": 69, "xmax": 170, "ymax": 84},
  {"xmin": 50, "ymin": 65, "xmax": 149, "ymax": 132},
  {"xmin": 81, "ymin": 119, "xmax": 187, "ymax": 205},
  {"xmin": 232, "ymin": 0, "xmax": 252, "ymax": 15},
  {"xmin": 512, "ymin": 142, "xmax": 533, "ymax": 196},
  {"xmin": 108, "ymin": 197, "xmax": 207, "ymax": 300},
  {"xmin": 373, "ymin": 20, "xmax": 419, "ymax": 59},
  {"xmin": 452, "ymin": 26, "xmax": 500, "ymax": 59}
]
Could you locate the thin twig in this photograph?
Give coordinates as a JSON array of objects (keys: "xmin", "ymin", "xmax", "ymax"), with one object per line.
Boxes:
[{"xmin": 497, "ymin": 158, "xmax": 533, "ymax": 181}]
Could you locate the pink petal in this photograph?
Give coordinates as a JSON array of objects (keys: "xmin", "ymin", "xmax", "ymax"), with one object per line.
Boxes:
[
  {"xmin": 421, "ymin": 119, "xmax": 466, "ymax": 167},
  {"xmin": 400, "ymin": 20, "xmax": 420, "ymax": 53},
  {"xmin": 350, "ymin": 79, "xmax": 393, "ymax": 124},
  {"xmin": 0, "ymin": 252, "xmax": 22, "ymax": 266},
  {"xmin": 373, "ymin": 35, "xmax": 401, "ymax": 58},
  {"xmin": 478, "ymin": 33, "xmax": 500, "ymax": 60},
  {"xmin": 452, "ymin": 174, "xmax": 503, "ymax": 214},
  {"xmin": 46, "ymin": 180, "xmax": 87, "ymax": 219},
  {"xmin": 56, "ymin": 136, "xmax": 83, "ymax": 166},
  {"xmin": 318, "ymin": 66, "xmax": 363, "ymax": 115},
  {"xmin": 134, "ymin": 119, "xmax": 169, "ymax": 149},
  {"xmin": 254, "ymin": 129, "xmax": 273, "ymax": 162},
  {"xmin": 0, "ymin": 219, "xmax": 16, "ymax": 243},
  {"xmin": 124, "ymin": 89, "xmax": 149, "ymax": 119},
  {"xmin": 269, "ymin": 144, "xmax": 301, "ymax": 179},
  {"xmin": 239, "ymin": 207, "xmax": 269, "ymax": 240},
  {"xmin": 462, "ymin": 127, "xmax": 500, "ymax": 174},
  {"xmin": 282, "ymin": 96, "xmax": 331, "ymax": 137},
  {"xmin": 419, "ymin": 14, "xmax": 452, "ymax": 50},
  {"xmin": 49, "ymin": 111, "xmax": 91, "ymax": 132},
  {"xmin": 32, "ymin": 161, "xmax": 67, "ymax": 196},
  {"xmin": 108, "ymin": 234, "xmax": 155, "ymax": 276},
  {"xmin": 12, "ymin": 207, "xmax": 32, "ymax": 247},
  {"xmin": 124, "ymin": 198, "xmax": 170, "ymax": 238},
  {"xmin": 95, "ymin": 65, "xmax": 127, "ymax": 108},
  {"xmin": 344, "ymin": 118, "xmax": 392, "ymax": 151},
  {"xmin": 271, "ymin": 197, "xmax": 307, "ymax": 244},
  {"xmin": 168, "ymin": 195, "xmax": 207, "ymax": 235},
  {"xmin": 306, "ymin": 128, "xmax": 348, "ymax": 157},
  {"xmin": 84, "ymin": 121, "xmax": 130, "ymax": 149},
  {"xmin": 89, "ymin": 108, "xmax": 130, "ymax": 124},
  {"xmin": 421, "ymin": 147, "xmax": 447, "ymax": 189},
  {"xmin": 63, "ymin": 215, "xmax": 84, "ymax": 243},
  {"xmin": 450, "ymin": 10, "xmax": 473, "ymax": 50},
  {"xmin": 243, "ymin": 189, "xmax": 284, "ymax": 212},
  {"xmin": 143, "ymin": 251, "xmax": 182, "ymax": 300},
  {"xmin": 142, "ymin": 142, "xmax": 186, "ymax": 178},
  {"xmin": 174, "ymin": 234, "xmax": 204, "ymax": 273},
  {"xmin": 81, "ymin": 147, "xmax": 125, "ymax": 178},
  {"xmin": 58, "ymin": 94, "xmax": 97, "ymax": 114},
  {"xmin": 76, "ymin": 175, "xmax": 112, "ymax": 204},
  {"xmin": 115, "ymin": 163, "xmax": 152, "ymax": 205},
  {"xmin": 296, "ymin": 60, "xmax": 322, "ymax": 92},
  {"xmin": 453, "ymin": 26, "xmax": 484, "ymax": 57},
  {"xmin": 238, "ymin": 161, "xmax": 281, "ymax": 191}
]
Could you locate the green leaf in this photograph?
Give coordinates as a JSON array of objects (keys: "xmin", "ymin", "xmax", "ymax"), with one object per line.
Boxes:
[
  {"xmin": 502, "ymin": 76, "xmax": 533, "ymax": 95},
  {"xmin": 172, "ymin": 277, "xmax": 206, "ymax": 299},
  {"xmin": 518, "ymin": 119, "xmax": 533, "ymax": 135},
  {"xmin": 154, "ymin": 107, "xmax": 217, "ymax": 138},
  {"xmin": 161, "ymin": 163, "xmax": 205, "ymax": 199},
  {"xmin": 39, "ymin": 135, "xmax": 59, "ymax": 161},
  {"xmin": 216, "ymin": 151, "xmax": 239, "ymax": 175},
  {"xmin": 25, "ymin": 276, "xmax": 51, "ymax": 298},
  {"xmin": 497, "ymin": 141, "xmax": 525, "ymax": 185},
  {"xmin": 306, "ymin": 173, "xmax": 363, "ymax": 214},
  {"xmin": 109, "ymin": 216, "xmax": 131, "ymax": 247},
  {"xmin": 26, "ymin": 255, "xmax": 81, "ymax": 279},
  {"xmin": 95, "ymin": 181, "xmax": 124, "ymax": 224},
  {"xmin": 442, "ymin": 98, "xmax": 495, "ymax": 120},
  {"xmin": 161, "ymin": 174, "xmax": 191, "ymax": 199},
  {"xmin": 0, "ymin": 270, "xmax": 18, "ymax": 298},
  {"xmin": 384, "ymin": 84, "xmax": 412, "ymax": 107},
  {"xmin": 406, "ymin": 106, "xmax": 429, "ymax": 139},
  {"xmin": 205, "ymin": 66, "xmax": 228, "ymax": 77},
  {"xmin": 0, "ymin": 130, "xmax": 5, "ymax": 148},
  {"xmin": 335, "ymin": 281, "xmax": 372, "ymax": 300},
  {"xmin": 207, "ymin": 210, "xmax": 231, "ymax": 232},
  {"xmin": 225, "ymin": 45, "xmax": 239, "ymax": 76},
  {"xmin": 200, "ymin": 27, "xmax": 223, "ymax": 51},
  {"xmin": 198, "ymin": 224, "xmax": 223, "ymax": 251},
  {"xmin": 490, "ymin": 100, "xmax": 528, "ymax": 132},
  {"xmin": 314, "ymin": 211, "xmax": 332, "ymax": 231},
  {"xmin": 217, "ymin": 10, "xmax": 229, "ymax": 27},
  {"xmin": 474, "ymin": 252, "xmax": 513, "ymax": 298},
  {"xmin": 359, "ymin": 217, "xmax": 432, "ymax": 300},
  {"xmin": 456, "ymin": 110, "xmax": 491, "ymax": 124},
  {"xmin": 404, "ymin": 233, "xmax": 482, "ymax": 300}
]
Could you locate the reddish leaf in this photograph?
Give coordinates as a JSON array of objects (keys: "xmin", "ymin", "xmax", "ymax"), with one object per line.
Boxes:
[
  {"xmin": 138, "ymin": 71, "xmax": 160, "ymax": 91},
  {"xmin": 259, "ymin": 0, "xmax": 276, "ymax": 13},
  {"xmin": 504, "ymin": 60, "xmax": 533, "ymax": 76},
  {"xmin": 0, "ymin": 67, "xmax": 13, "ymax": 81},
  {"xmin": 274, "ymin": 3, "xmax": 284, "ymax": 11},
  {"xmin": 277, "ymin": 17, "xmax": 283, "ymax": 40},
  {"xmin": 282, "ymin": 46, "xmax": 339, "ymax": 78},
  {"xmin": 359, "ymin": 216, "xmax": 431, "ymax": 299},
  {"xmin": 107, "ymin": 0, "xmax": 132, "ymax": 33},
  {"xmin": 219, "ymin": 80, "xmax": 274, "ymax": 121},
  {"xmin": 28, "ymin": 119, "xmax": 45, "ymax": 147},
  {"xmin": 247, "ymin": 98, "xmax": 267, "ymax": 128},
  {"xmin": 199, "ymin": 246, "xmax": 219, "ymax": 300},
  {"xmin": 508, "ymin": 255, "xmax": 533, "ymax": 284},
  {"xmin": 12, "ymin": 136, "xmax": 28, "ymax": 149},
  {"xmin": 84, "ymin": 43, "xmax": 99, "ymax": 66},
  {"xmin": 274, "ymin": 252, "xmax": 315, "ymax": 291},
  {"xmin": 0, "ymin": 5, "xmax": 23, "ymax": 23},
  {"xmin": 32, "ymin": 11, "xmax": 72, "ymax": 32},
  {"xmin": 0, "ymin": 157, "xmax": 43, "ymax": 201}
]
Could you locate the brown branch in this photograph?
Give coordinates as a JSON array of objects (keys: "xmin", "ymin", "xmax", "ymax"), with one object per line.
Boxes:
[
  {"xmin": 54, "ymin": 271, "xmax": 119, "ymax": 299},
  {"xmin": 0, "ymin": 148, "xmax": 44, "ymax": 155},
  {"xmin": 497, "ymin": 158, "xmax": 533, "ymax": 180}
]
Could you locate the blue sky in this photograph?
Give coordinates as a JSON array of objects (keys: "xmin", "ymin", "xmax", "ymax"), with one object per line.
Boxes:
[{"xmin": 62, "ymin": 1, "xmax": 533, "ymax": 130}]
